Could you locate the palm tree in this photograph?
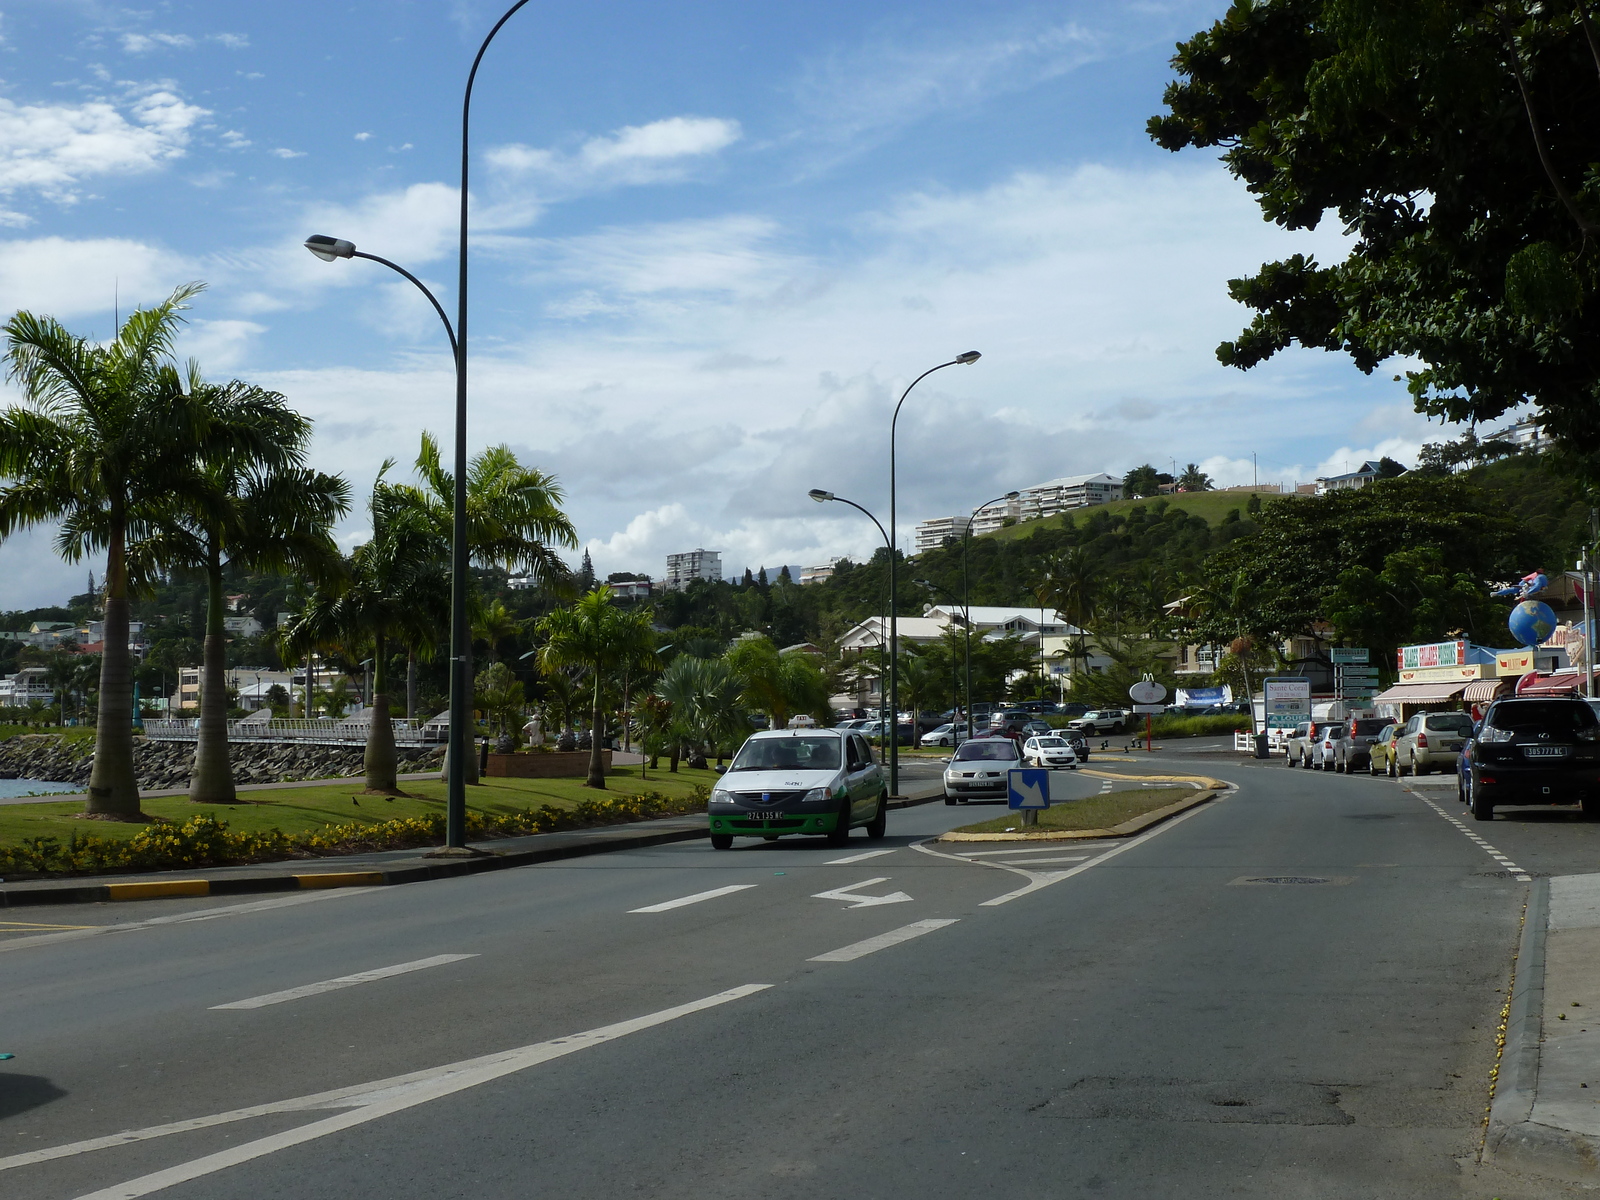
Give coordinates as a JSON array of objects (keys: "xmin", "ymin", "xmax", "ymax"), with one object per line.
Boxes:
[
  {"xmin": 537, "ymin": 587, "xmax": 659, "ymax": 788},
  {"xmin": 473, "ymin": 598, "xmax": 522, "ymax": 664},
  {"xmin": 1038, "ymin": 546, "xmax": 1099, "ymax": 680},
  {"xmin": 725, "ymin": 635, "xmax": 832, "ymax": 729},
  {"xmin": 0, "ymin": 282, "xmax": 208, "ymax": 817},
  {"xmin": 168, "ymin": 377, "xmax": 349, "ymax": 803},
  {"xmin": 656, "ymin": 654, "xmax": 745, "ymax": 769},
  {"xmin": 281, "ymin": 473, "xmax": 447, "ymax": 793}
]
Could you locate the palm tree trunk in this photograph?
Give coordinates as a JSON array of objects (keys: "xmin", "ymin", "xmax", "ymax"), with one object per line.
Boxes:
[
  {"xmin": 86, "ymin": 512, "xmax": 141, "ymax": 817},
  {"xmin": 364, "ymin": 634, "xmax": 398, "ymax": 792},
  {"xmin": 190, "ymin": 541, "xmax": 237, "ymax": 803},
  {"xmin": 406, "ymin": 649, "xmax": 417, "ymax": 721},
  {"xmin": 585, "ymin": 672, "xmax": 606, "ymax": 789}
]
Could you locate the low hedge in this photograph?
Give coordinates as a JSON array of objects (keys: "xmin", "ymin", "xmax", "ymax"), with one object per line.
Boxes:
[
  {"xmin": 0, "ymin": 784, "xmax": 710, "ymax": 878},
  {"xmin": 1148, "ymin": 714, "xmax": 1251, "ymax": 738}
]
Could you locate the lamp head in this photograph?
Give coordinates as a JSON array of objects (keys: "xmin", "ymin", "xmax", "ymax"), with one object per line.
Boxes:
[
  {"xmin": 808, "ymin": 489, "xmax": 834, "ymax": 503},
  {"xmin": 304, "ymin": 234, "xmax": 356, "ymax": 262},
  {"xmin": 954, "ymin": 350, "xmax": 981, "ymax": 365},
  {"xmin": 1005, "ymin": 490, "xmax": 1020, "ymax": 500}
]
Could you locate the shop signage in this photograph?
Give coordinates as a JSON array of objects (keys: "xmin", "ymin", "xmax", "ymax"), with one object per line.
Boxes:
[
  {"xmin": 1397, "ymin": 663, "xmax": 1494, "ymax": 683},
  {"xmin": 1497, "ymin": 649, "xmax": 1536, "ymax": 675},
  {"xmin": 1399, "ymin": 641, "xmax": 1467, "ymax": 670},
  {"xmin": 1263, "ymin": 677, "xmax": 1312, "ymax": 729}
]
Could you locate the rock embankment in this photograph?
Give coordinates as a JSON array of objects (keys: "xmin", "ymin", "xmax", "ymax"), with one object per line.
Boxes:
[{"xmin": 0, "ymin": 735, "xmax": 446, "ymax": 791}]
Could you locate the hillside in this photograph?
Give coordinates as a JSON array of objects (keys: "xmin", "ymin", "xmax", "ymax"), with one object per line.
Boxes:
[{"xmin": 978, "ymin": 488, "xmax": 1297, "ymax": 543}]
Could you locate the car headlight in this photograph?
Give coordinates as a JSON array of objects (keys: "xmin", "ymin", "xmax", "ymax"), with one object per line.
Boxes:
[
  {"xmin": 803, "ymin": 787, "xmax": 831, "ymax": 803},
  {"xmin": 711, "ymin": 786, "xmax": 733, "ymax": 803}
]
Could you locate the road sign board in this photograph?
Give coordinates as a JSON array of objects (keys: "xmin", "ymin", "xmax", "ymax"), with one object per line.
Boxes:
[
  {"xmin": 1128, "ymin": 680, "xmax": 1168, "ymax": 704},
  {"xmin": 1131, "ymin": 704, "xmax": 1164, "ymax": 714},
  {"xmin": 1331, "ymin": 647, "xmax": 1370, "ymax": 664},
  {"xmin": 1342, "ymin": 687, "xmax": 1377, "ymax": 698},
  {"xmin": 1008, "ymin": 768, "xmax": 1052, "ymax": 810},
  {"xmin": 1337, "ymin": 666, "xmax": 1380, "ymax": 677}
]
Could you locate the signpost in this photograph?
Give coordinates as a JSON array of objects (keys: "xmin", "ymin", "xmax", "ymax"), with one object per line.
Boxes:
[
  {"xmin": 1330, "ymin": 647, "xmax": 1370, "ymax": 664},
  {"xmin": 1008, "ymin": 767, "xmax": 1052, "ymax": 827},
  {"xmin": 1263, "ymin": 677, "xmax": 1312, "ymax": 732},
  {"xmin": 1128, "ymin": 678, "xmax": 1168, "ymax": 753},
  {"xmin": 1336, "ymin": 661, "xmax": 1380, "ymax": 702}
]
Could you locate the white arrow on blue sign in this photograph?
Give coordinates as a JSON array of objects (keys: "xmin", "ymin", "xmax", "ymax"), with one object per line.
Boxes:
[{"xmin": 1008, "ymin": 768, "xmax": 1052, "ymax": 810}]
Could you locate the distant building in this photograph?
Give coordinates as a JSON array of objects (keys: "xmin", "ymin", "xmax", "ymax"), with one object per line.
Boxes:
[
  {"xmin": 665, "ymin": 549, "xmax": 722, "ymax": 591},
  {"xmin": 1483, "ymin": 417, "xmax": 1546, "ymax": 453},
  {"xmin": 607, "ymin": 579, "xmax": 652, "ymax": 601},
  {"xmin": 800, "ymin": 559, "xmax": 841, "ymax": 586},
  {"xmin": 0, "ymin": 667, "xmax": 54, "ymax": 706},
  {"xmin": 223, "ymin": 615, "xmax": 264, "ymax": 638},
  {"xmin": 913, "ymin": 515, "xmax": 972, "ymax": 555},
  {"xmin": 970, "ymin": 473, "xmax": 1122, "ymax": 535},
  {"xmin": 1314, "ymin": 461, "xmax": 1384, "ymax": 494}
]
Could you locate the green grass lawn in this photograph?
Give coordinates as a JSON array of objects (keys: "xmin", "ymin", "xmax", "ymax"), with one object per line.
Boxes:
[
  {"xmin": 978, "ymin": 489, "xmax": 1298, "ymax": 544},
  {"xmin": 0, "ymin": 765, "xmax": 720, "ymax": 848},
  {"xmin": 950, "ymin": 785, "xmax": 1200, "ymax": 834},
  {"xmin": 0, "ymin": 725, "xmax": 95, "ymax": 744}
]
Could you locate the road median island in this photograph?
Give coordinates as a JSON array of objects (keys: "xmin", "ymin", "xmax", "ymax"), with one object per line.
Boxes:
[{"xmin": 939, "ymin": 785, "xmax": 1216, "ymax": 842}]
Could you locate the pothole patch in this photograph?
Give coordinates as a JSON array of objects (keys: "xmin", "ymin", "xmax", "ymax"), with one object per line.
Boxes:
[{"xmin": 1229, "ymin": 875, "xmax": 1354, "ymax": 886}]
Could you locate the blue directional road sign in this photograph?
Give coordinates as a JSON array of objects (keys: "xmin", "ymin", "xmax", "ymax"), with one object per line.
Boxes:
[{"xmin": 1008, "ymin": 768, "xmax": 1051, "ymax": 810}]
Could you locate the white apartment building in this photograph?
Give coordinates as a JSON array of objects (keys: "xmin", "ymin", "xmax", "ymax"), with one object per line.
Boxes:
[
  {"xmin": 970, "ymin": 473, "xmax": 1123, "ymax": 535},
  {"xmin": 607, "ymin": 578, "xmax": 652, "ymax": 601},
  {"xmin": 913, "ymin": 515, "xmax": 972, "ymax": 555},
  {"xmin": 0, "ymin": 667, "xmax": 54, "ymax": 706},
  {"xmin": 665, "ymin": 548, "xmax": 722, "ymax": 591},
  {"xmin": 800, "ymin": 559, "xmax": 841, "ymax": 585},
  {"xmin": 223, "ymin": 615, "xmax": 264, "ymax": 638}
]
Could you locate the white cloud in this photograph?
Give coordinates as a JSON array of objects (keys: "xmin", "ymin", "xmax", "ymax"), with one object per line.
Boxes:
[
  {"xmin": 177, "ymin": 318, "xmax": 268, "ymax": 372},
  {"xmin": 271, "ymin": 147, "xmax": 305, "ymax": 159},
  {"xmin": 121, "ymin": 32, "xmax": 196, "ymax": 54},
  {"xmin": 0, "ymin": 89, "xmax": 208, "ymax": 206},
  {"xmin": 210, "ymin": 33, "xmax": 250, "ymax": 49},
  {"xmin": 487, "ymin": 116, "xmax": 741, "ymax": 194},
  {"xmin": 354, "ymin": 132, "xmax": 373, "ymax": 142},
  {"xmin": 0, "ymin": 236, "xmax": 192, "ymax": 321}
]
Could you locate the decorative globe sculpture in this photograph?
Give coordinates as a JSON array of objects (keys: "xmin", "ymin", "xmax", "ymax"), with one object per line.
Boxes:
[{"xmin": 1509, "ymin": 600, "xmax": 1558, "ymax": 648}]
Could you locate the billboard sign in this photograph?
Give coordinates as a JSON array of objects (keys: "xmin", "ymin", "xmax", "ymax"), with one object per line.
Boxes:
[
  {"xmin": 1263, "ymin": 677, "xmax": 1312, "ymax": 729},
  {"xmin": 1399, "ymin": 640, "xmax": 1467, "ymax": 670}
]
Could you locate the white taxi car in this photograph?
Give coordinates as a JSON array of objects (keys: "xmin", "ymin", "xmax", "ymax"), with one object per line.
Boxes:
[{"xmin": 1022, "ymin": 734, "xmax": 1079, "ymax": 769}]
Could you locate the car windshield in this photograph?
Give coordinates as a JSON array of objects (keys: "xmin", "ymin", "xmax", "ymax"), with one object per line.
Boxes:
[
  {"xmin": 1424, "ymin": 713, "xmax": 1475, "ymax": 733},
  {"xmin": 953, "ymin": 740, "xmax": 1019, "ymax": 761},
  {"xmin": 729, "ymin": 736, "xmax": 842, "ymax": 772},
  {"xmin": 1035, "ymin": 737, "xmax": 1066, "ymax": 748},
  {"xmin": 1353, "ymin": 719, "xmax": 1392, "ymax": 735},
  {"xmin": 1486, "ymin": 701, "xmax": 1600, "ymax": 735}
]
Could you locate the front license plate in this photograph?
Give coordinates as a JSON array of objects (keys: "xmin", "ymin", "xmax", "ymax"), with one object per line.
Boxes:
[
  {"xmin": 744, "ymin": 811, "xmax": 787, "ymax": 819},
  {"xmin": 1524, "ymin": 746, "xmax": 1569, "ymax": 759}
]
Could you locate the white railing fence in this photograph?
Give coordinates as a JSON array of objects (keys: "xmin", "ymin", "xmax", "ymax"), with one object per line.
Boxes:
[{"xmin": 143, "ymin": 718, "xmax": 446, "ymax": 747}]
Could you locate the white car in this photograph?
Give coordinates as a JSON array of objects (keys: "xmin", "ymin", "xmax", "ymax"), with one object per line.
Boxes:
[
  {"xmin": 1023, "ymin": 735, "xmax": 1079, "ymax": 769},
  {"xmin": 920, "ymin": 722, "xmax": 968, "ymax": 747},
  {"xmin": 942, "ymin": 736, "xmax": 1023, "ymax": 804}
]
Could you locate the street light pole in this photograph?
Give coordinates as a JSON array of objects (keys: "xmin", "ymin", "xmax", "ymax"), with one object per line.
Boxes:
[
  {"xmin": 809, "ymin": 489, "xmax": 892, "ymax": 744},
  {"xmin": 887, "ymin": 351, "xmax": 980, "ymax": 796},
  {"xmin": 961, "ymin": 491, "xmax": 1018, "ymax": 742}
]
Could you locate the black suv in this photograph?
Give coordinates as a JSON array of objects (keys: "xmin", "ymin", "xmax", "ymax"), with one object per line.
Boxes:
[{"xmin": 1462, "ymin": 698, "xmax": 1600, "ymax": 820}]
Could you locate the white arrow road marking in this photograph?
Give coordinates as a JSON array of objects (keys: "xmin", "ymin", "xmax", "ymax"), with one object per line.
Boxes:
[
  {"xmin": 22, "ymin": 985, "xmax": 771, "ymax": 1195},
  {"xmin": 808, "ymin": 919, "xmax": 959, "ymax": 962},
  {"xmin": 629, "ymin": 884, "xmax": 757, "ymax": 913},
  {"xmin": 824, "ymin": 848, "xmax": 897, "ymax": 865},
  {"xmin": 809, "ymin": 877, "xmax": 913, "ymax": 909},
  {"xmin": 210, "ymin": 954, "xmax": 478, "ymax": 1010}
]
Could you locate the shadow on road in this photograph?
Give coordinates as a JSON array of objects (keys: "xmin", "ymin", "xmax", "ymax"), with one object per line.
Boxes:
[{"xmin": 0, "ymin": 1071, "xmax": 67, "ymax": 1119}]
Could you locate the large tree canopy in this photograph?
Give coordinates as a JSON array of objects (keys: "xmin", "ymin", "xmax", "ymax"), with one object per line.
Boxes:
[{"xmin": 1150, "ymin": 0, "xmax": 1600, "ymax": 467}]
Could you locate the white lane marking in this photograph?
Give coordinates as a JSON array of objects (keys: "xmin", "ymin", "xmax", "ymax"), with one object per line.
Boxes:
[
  {"xmin": 913, "ymin": 788, "xmax": 1227, "ymax": 906},
  {"xmin": 1414, "ymin": 795, "xmax": 1533, "ymax": 882},
  {"xmin": 0, "ymin": 888, "xmax": 379, "ymax": 955},
  {"xmin": 210, "ymin": 954, "xmax": 479, "ymax": 1010},
  {"xmin": 955, "ymin": 845, "xmax": 1119, "ymax": 858},
  {"xmin": 997, "ymin": 855, "xmax": 1090, "ymax": 866},
  {"xmin": 825, "ymin": 848, "xmax": 898, "ymax": 865},
  {"xmin": 808, "ymin": 919, "xmax": 958, "ymax": 963},
  {"xmin": 628, "ymin": 884, "xmax": 756, "ymax": 913},
  {"xmin": 810, "ymin": 877, "xmax": 912, "ymax": 909},
  {"xmin": 49, "ymin": 984, "xmax": 772, "ymax": 1196}
]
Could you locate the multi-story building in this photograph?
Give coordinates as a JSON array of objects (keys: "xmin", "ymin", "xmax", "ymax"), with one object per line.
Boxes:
[
  {"xmin": 0, "ymin": 667, "xmax": 54, "ymax": 706},
  {"xmin": 913, "ymin": 515, "xmax": 973, "ymax": 555},
  {"xmin": 970, "ymin": 473, "xmax": 1123, "ymax": 535},
  {"xmin": 800, "ymin": 559, "xmax": 841, "ymax": 585},
  {"xmin": 223, "ymin": 615, "xmax": 264, "ymax": 638},
  {"xmin": 1483, "ymin": 417, "xmax": 1545, "ymax": 454},
  {"xmin": 1314, "ymin": 461, "xmax": 1384, "ymax": 494},
  {"xmin": 665, "ymin": 548, "xmax": 722, "ymax": 591},
  {"xmin": 607, "ymin": 578, "xmax": 653, "ymax": 601}
]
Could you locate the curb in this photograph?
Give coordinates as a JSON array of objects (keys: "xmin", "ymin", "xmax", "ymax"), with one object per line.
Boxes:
[
  {"xmin": 938, "ymin": 788, "xmax": 1220, "ymax": 843},
  {"xmin": 0, "ymin": 824, "xmax": 707, "ymax": 909},
  {"xmin": 1482, "ymin": 878, "xmax": 1600, "ymax": 1184}
]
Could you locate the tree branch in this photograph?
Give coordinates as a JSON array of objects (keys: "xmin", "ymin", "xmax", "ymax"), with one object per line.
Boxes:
[
  {"xmin": 1577, "ymin": 1, "xmax": 1600, "ymax": 80},
  {"xmin": 1505, "ymin": 33, "xmax": 1600, "ymax": 238}
]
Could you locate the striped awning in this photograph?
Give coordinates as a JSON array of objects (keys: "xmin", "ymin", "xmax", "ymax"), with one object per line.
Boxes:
[
  {"xmin": 1515, "ymin": 672, "xmax": 1584, "ymax": 697},
  {"xmin": 1371, "ymin": 681, "xmax": 1471, "ymax": 704},
  {"xmin": 1461, "ymin": 679, "xmax": 1512, "ymax": 704}
]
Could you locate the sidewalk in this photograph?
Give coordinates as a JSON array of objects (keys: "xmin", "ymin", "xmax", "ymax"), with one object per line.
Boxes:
[
  {"xmin": 1487, "ymin": 873, "xmax": 1600, "ymax": 1185},
  {"xmin": 0, "ymin": 779, "xmax": 944, "ymax": 909}
]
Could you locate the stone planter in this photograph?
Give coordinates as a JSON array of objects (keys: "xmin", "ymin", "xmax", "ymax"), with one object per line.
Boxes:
[{"xmin": 485, "ymin": 750, "xmax": 611, "ymax": 779}]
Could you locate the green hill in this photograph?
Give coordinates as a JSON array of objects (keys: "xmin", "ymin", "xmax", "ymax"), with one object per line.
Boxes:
[{"xmin": 979, "ymin": 488, "xmax": 1298, "ymax": 543}]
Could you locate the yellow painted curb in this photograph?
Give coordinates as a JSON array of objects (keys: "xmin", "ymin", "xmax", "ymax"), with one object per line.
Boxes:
[
  {"xmin": 104, "ymin": 879, "xmax": 210, "ymax": 900},
  {"xmin": 294, "ymin": 871, "xmax": 385, "ymax": 889},
  {"xmin": 939, "ymin": 789, "xmax": 1219, "ymax": 843},
  {"xmin": 1080, "ymin": 769, "xmax": 1231, "ymax": 789}
]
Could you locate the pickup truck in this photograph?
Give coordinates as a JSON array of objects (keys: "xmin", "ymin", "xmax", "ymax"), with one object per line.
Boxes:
[{"xmin": 1068, "ymin": 709, "xmax": 1125, "ymax": 735}]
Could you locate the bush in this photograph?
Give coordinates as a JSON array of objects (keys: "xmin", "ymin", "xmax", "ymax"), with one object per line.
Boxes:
[
  {"xmin": 1147, "ymin": 713, "xmax": 1251, "ymax": 739},
  {"xmin": 0, "ymin": 784, "xmax": 711, "ymax": 878}
]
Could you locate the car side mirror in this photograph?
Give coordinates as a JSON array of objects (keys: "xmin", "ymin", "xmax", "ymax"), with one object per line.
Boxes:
[{"xmin": 714, "ymin": 765, "xmax": 726, "ymax": 775}]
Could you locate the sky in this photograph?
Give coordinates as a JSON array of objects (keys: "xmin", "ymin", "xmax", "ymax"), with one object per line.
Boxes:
[{"xmin": 0, "ymin": 0, "xmax": 1478, "ymax": 607}]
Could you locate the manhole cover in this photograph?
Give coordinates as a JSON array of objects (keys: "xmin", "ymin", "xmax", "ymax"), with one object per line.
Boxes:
[{"xmin": 1229, "ymin": 875, "xmax": 1354, "ymax": 886}]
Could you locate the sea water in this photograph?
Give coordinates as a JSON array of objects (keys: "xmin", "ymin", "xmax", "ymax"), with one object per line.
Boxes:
[{"xmin": 0, "ymin": 778, "xmax": 76, "ymax": 798}]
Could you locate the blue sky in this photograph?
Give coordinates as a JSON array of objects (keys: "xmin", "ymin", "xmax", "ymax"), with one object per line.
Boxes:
[{"xmin": 0, "ymin": 1, "xmax": 1465, "ymax": 606}]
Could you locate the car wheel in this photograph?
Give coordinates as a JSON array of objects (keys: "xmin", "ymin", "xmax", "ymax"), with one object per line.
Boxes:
[
  {"xmin": 1336, "ymin": 755, "xmax": 1346, "ymax": 774},
  {"xmin": 1470, "ymin": 781, "xmax": 1495, "ymax": 821},
  {"xmin": 939, "ymin": 738, "xmax": 949, "ymax": 747},
  {"xmin": 944, "ymin": 794, "xmax": 957, "ymax": 806},
  {"xmin": 866, "ymin": 795, "xmax": 887, "ymax": 839},
  {"xmin": 1583, "ymin": 797, "xmax": 1600, "ymax": 820},
  {"xmin": 1387, "ymin": 754, "xmax": 1398, "ymax": 778},
  {"xmin": 1285, "ymin": 750, "xmax": 1296, "ymax": 768},
  {"xmin": 826, "ymin": 799, "xmax": 852, "ymax": 845},
  {"xmin": 1416, "ymin": 758, "xmax": 1431, "ymax": 776},
  {"xmin": 710, "ymin": 833, "xmax": 733, "ymax": 850},
  {"xmin": 1368, "ymin": 756, "xmax": 1380, "ymax": 776}
]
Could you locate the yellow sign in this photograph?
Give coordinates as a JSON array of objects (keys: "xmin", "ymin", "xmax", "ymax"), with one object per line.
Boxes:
[
  {"xmin": 1397, "ymin": 663, "xmax": 1495, "ymax": 683},
  {"xmin": 1496, "ymin": 649, "xmax": 1536, "ymax": 676}
]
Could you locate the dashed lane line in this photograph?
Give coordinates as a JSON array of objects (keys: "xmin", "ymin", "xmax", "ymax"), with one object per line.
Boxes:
[
  {"xmin": 1413, "ymin": 794, "xmax": 1533, "ymax": 881},
  {"xmin": 955, "ymin": 844, "xmax": 1122, "ymax": 858},
  {"xmin": 808, "ymin": 919, "xmax": 959, "ymax": 963},
  {"xmin": 628, "ymin": 884, "xmax": 757, "ymax": 913},
  {"xmin": 210, "ymin": 954, "xmax": 479, "ymax": 1011},
  {"xmin": 824, "ymin": 849, "xmax": 898, "ymax": 865}
]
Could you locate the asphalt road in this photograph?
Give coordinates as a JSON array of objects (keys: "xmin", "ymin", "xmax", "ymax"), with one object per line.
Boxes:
[{"xmin": 4, "ymin": 752, "xmax": 1595, "ymax": 1198}]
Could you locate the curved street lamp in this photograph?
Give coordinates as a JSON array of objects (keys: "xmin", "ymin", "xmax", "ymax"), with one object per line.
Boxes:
[
  {"xmin": 810, "ymin": 489, "xmax": 895, "ymax": 742},
  {"xmin": 303, "ymin": 237, "xmax": 458, "ymax": 357},
  {"xmin": 301, "ymin": 1, "xmax": 533, "ymax": 849},
  {"xmin": 886, "ymin": 351, "xmax": 980, "ymax": 797}
]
